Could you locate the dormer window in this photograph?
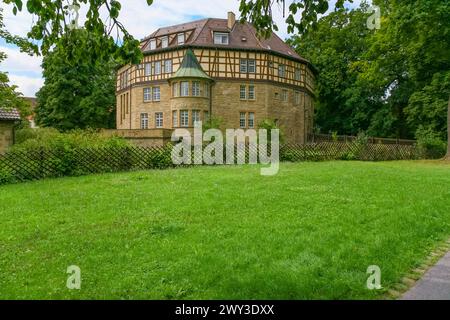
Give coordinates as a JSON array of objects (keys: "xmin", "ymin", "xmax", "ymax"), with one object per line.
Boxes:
[
  {"xmin": 177, "ymin": 33, "xmax": 185, "ymax": 45},
  {"xmin": 149, "ymin": 39, "xmax": 156, "ymax": 50},
  {"xmin": 214, "ymin": 32, "xmax": 229, "ymax": 45},
  {"xmin": 161, "ymin": 36, "xmax": 168, "ymax": 48}
]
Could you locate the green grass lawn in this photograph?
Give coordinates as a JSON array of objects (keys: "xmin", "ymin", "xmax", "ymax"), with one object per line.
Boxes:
[{"xmin": 1, "ymin": 161, "xmax": 450, "ymax": 299}]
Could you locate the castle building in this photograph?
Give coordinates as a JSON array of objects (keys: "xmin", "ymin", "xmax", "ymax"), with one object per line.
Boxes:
[{"xmin": 115, "ymin": 12, "xmax": 315, "ymax": 145}]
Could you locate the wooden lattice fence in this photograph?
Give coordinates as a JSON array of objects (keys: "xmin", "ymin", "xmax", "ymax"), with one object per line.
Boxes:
[{"xmin": 0, "ymin": 141, "xmax": 421, "ymax": 185}]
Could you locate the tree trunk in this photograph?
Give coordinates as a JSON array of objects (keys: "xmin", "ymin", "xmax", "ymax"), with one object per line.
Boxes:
[{"xmin": 446, "ymin": 95, "xmax": 450, "ymax": 160}]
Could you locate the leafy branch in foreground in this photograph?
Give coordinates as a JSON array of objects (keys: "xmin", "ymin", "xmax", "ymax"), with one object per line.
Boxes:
[
  {"xmin": 2, "ymin": 0, "xmax": 154, "ymax": 63},
  {"xmin": 239, "ymin": 0, "xmax": 352, "ymax": 38}
]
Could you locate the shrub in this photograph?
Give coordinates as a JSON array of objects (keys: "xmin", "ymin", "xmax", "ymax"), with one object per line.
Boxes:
[
  {"xmin": 0, "ymin": 129, "xmax": 132, "ymax": 183},
  {"xmin": 258, "ymin": 119, "xmax": 285, "ymax": 144},
  {"xmin": 337, "ymin": 132, "xmax": 368, "ymax": 160},
  {"xmin": 415, "ymin": 127, "xmax": 447, "ymax": 159},
  {"xmin": 202, "ymin": 116, "xmax": 223, "ymax": 132},
  {"xmin": 331, "ymin": 131, "xmax": 338, "ymax": 142},
  {"xmin": 13, "ymin": 128, "xmax": 129, "ymax": 151},
  {"xmin": 354, "ymin": 131, "xmax": 369, "ymax": 146},
  {"xmin": 0, "ymin": 167, "xmax": 16, "ymax": 184},
  {"xmin": 14, "ymin": 127, "xmax": 59, "ymax": 145},
  {"xmin": 145, "ymin": 143, "xmax": 175, "ymax": 169}
]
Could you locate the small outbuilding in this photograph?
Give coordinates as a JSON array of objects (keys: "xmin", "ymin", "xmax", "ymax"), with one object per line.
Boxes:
[{"xmin": 0, "ymin": 108, "xmax": 21, "ymax": 153}]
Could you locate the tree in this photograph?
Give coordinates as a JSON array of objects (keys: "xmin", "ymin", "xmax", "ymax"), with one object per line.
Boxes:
[
  {"xmin": 239, "ymin": 0, "xmax": 352, "ymax": 37},
  {"xmin": 287, "ymin": 0, "xmax": 449, "ymax": 140},
  {"xmin": 35, "ymin": 29, "xmax": 116, "ymax": 130},
  {"xmin": 447, "ymin": 97, "xmax": 450, "ymax": 159},
  {"xmin": 358, "ymin": 0, "xmax": 450, "ymax": 140},
  {"xmin": 287, "ymin": 5, "xmax": 377, "ymax": 135}
]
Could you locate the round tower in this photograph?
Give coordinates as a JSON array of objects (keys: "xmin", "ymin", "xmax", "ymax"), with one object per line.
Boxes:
[{"xmin": 168, "ymin": 49, "xmax": 214, "ymax": 129}]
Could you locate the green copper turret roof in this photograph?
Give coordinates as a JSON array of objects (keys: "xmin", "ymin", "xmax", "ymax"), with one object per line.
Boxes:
[{"xmin": 170, "ymin": 49, "xmax": 212, "ymax": 81}]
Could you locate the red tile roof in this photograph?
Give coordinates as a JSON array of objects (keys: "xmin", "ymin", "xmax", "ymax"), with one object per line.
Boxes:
[{"xmin": 141, "ymin": 18, "xmax": 306, "ymax": 62}]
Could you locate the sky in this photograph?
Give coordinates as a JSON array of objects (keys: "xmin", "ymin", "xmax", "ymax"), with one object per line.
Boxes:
[{"xmin": 0, "ymin": 0, "xmax": 362, "ymax": 97}]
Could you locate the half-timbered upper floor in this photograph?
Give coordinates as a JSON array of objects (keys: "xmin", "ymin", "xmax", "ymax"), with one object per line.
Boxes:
[{"xmin": 116, "ymin": 12, "xmax": 316, "ymax": 95}]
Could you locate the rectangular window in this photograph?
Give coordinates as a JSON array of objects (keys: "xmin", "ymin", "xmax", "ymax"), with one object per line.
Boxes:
[
  {"xmin": 119, "ymin": 96, "xmax": 122, "ymax": 124},
  {"xmin": 203, "ymin": 111, "xmax": 209, "ymax": 122},
  {"xmin": 248, "ymin": 59, "xmax": 256, "ymax": 73},
  {"xmin": 165, "ymin": 60, "xmax": 172, "ymax": 73},
  {"xmin": 248, "ymin": 85, "xmax": 255, "ymax": 100},
  {"xmin": 278, "ymin": 64, "xmax": 286, "ymax": 77},
  {"xmin": 180, "ymin": 81, "xmax": 189, "ymax": 96},
  {"xmin": 239, "ymin": 59, "xmax": 256, "ymax": 73},
  {"xmin": 294, "ymin": 68, "xmax": 301, "ymax": 81},
  {"xmin": 294, "ymin": 91, "xmax": 300, "ymax": 105},
  {"xmin": 154, "ymin": 61, "xmax": 161, "ymax": 75},
  {"xmin": 239, "ymin": 112, "xmax": 246, "ymax": 128},
  {"xmin": 161, "ymin": 36, "xmax": 168, "ymax": 48},
  {"xmin": 177, "ymin": 33, "xmax": 185, "ymax": 45},
  {"xmin": 192, "ymin": 81, "xmax": 200, "ymax": 96},
  {"xmin": 214, "ymin": 32, "xmax": 229, "ymax": 45},
  {"xmin": 143, "ymin": 88, "xmax": 151, "ymax": 102},
  {"xmin": 145, "ymin": 63, "xmax": 152, "ymax": 76},
  {"xmin": 240, "ymin": 85, "xmax": 246, "ymax": 100},
  {"xmin": 152, "ymin": 87, "xmax": 161, "ymax": 101},
  {"xmin": 155, "ymin": 112, "xmax": 163, "ymax": 128},
  {"xmin": 248, "ymin": 112, "xmax": 255, "ymax": 128},
  {"xmin": 180, "ymin": 110, "xmax": 189, "ymax": 127},
  {"xmin": 192, "ymin": 110, "xmax": 200, "ymax": 126},
  {"xmin": 120, "ymin": 71, "xmax": 129, "ymax": 89},
  {"xmin": 140, "ymin": 113, "xmax": 149, "ymax": 129},
  {"xmin": 240, "ymin": 59, "xmax": 247, "ymax": 73},
  {"xmin": 172, "ymin": 82, "xmax": 178, "ymax": 97},
  {"xmin": 204, "ymin": 83, "xmax": 210, "ymax": 97},
  {"xmin": 172, "ymin": 110, "xmax": 178, "ymax": 127},
  {"xmin": 149, "ymin": 39, "xmax": 156, "ymax": 50},
  {"xmin": 282, "ymin": 89, "xmax": 288, "ymax": 102}
]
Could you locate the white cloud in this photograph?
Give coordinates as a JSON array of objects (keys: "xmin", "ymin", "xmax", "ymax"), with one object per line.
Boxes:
[
  {"xmin": 7, "ymin": 74, "xmax": 43, "ymax": 97},
  {"xmin": 0, "ymin": 45, "xmax": 43, "ymax": 96},
  {"xmin": 0, "ymin": 46, "xmax": 42, "ymax": 75}
]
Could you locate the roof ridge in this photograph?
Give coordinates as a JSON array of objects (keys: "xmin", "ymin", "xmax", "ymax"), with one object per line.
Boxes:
[{"xmin": 141, "ymin": 18, "xmax": 210, "ymax": 41}]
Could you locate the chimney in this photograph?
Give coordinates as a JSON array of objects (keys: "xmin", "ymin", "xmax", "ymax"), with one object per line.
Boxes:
[{"xmin": 227, "ymin": 11, "xmax": 236, "ymax": 29}]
